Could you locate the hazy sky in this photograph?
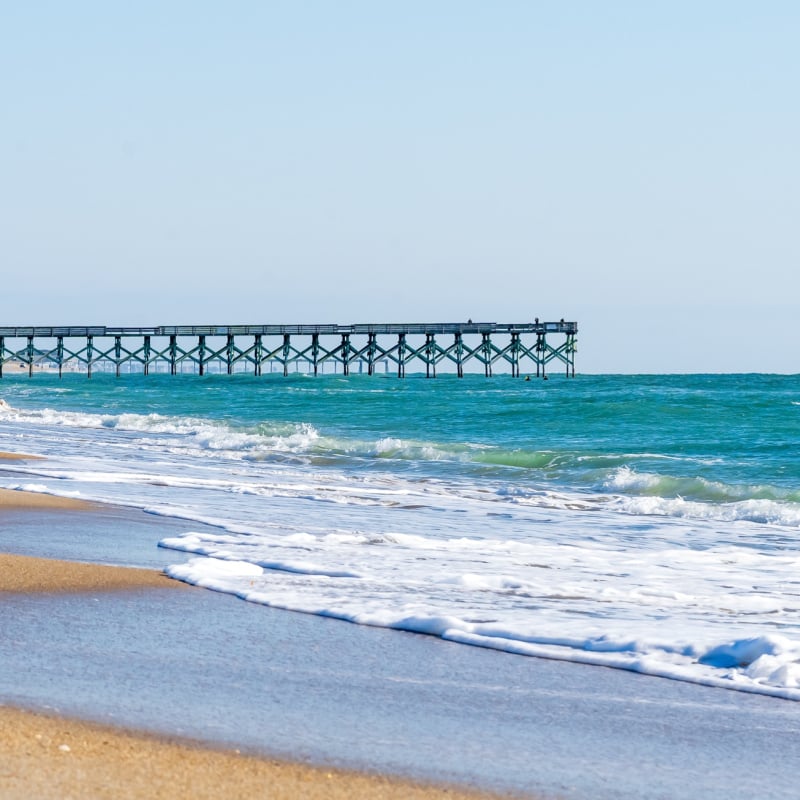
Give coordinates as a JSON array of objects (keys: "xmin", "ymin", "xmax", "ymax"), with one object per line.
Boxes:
[{"xmin": 3, "ymin": 2, "xmax": 798, "ymax": 373}]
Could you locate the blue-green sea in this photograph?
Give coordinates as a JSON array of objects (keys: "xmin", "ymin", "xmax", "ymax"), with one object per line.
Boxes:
[{"xmin": 2, "ymin": 372, "xmax": 800, "ymax": 698}]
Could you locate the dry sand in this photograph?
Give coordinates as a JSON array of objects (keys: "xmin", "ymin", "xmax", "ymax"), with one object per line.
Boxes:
[
  {"xmin": 0, "ymin": 705, "xmax": 513, "ymax": 800},
  {"xmin": 0, "ymin": 553, "xmax": 181, "ymax": 593}
]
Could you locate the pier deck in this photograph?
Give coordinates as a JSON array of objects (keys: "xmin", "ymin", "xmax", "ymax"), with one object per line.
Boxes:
[{"xmin": 0, "ymin": 321, "xmax": 577, "ymax": 378}]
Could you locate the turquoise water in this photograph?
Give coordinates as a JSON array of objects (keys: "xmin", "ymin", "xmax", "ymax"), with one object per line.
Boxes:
[
  {"xmin": 2, "ymin": 372, "xmax": 800, "ymax": 697},
  {"xmin": 8, "ymin": 372, "xmax": 800, "ymax": 500}
]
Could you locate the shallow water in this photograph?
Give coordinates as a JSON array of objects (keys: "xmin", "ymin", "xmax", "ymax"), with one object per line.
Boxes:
[
  {"xmin": 1, "ymin": 509, "xmax": 798, "ymax": 800},
  {"xmin": 1, "ymin": 372, "xmax": 800, "ymax": 698}
]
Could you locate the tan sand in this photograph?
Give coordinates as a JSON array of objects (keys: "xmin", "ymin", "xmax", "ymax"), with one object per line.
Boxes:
[
  {"xmin": 0, "ymin": 553, "xmax": 182, "ymax": 593},
  {"xmin": 0, "ymin": 705, "xmax": 519, "ymax": 800},
  {"xmin": 0, "ymin": 488, "xmax": 96, "ymax": 512},
  {"xmin": 0, "ymin": 451, "xmax": 44, "ymax": 461}
]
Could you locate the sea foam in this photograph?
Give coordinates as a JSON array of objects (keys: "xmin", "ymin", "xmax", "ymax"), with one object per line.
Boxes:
[{"xmin": 3, "ymin": 373, "xmax": 800, "ymax": 701}]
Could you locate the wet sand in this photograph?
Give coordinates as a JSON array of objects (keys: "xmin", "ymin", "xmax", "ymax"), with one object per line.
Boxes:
[
  {"xmin": 0, "ymin": 451, "xmax": 96, "ymax": 512},
  {"xmin": 0, "ymin": 487, "xmax": 96, "ymax": 511},
  {"xmin": 0, "ymin": 499, "xmax": 519, "ymax": 799},
  {"xmin": 0, "ymin": 451, "xmax": 44, "ymax": 461}
]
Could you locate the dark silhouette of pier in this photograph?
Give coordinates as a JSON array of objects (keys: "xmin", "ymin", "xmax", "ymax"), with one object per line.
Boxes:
[{"xmin": 0, "ymin": 321, "xmax": 577, "ymax": 378}]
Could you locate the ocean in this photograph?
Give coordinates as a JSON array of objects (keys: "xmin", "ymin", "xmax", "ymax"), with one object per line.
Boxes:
[{"xmin": 2, "ymin": 372, "xmax": 800, "ymax": 700}]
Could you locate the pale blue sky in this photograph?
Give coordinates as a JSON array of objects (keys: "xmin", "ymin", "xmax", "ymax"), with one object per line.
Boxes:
[{"xmin": 2, "ymin": 1, "xmax": 798, "ymax": 372}]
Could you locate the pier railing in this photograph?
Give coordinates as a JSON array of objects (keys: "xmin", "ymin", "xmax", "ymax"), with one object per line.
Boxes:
[{"xmin": 0, "ymin": 321, "xmax": 577, "ymax": 379}]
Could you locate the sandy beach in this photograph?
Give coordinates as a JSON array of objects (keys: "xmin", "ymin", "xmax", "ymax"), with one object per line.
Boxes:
[
  {"xmin": 0, "ymin": 486, "xmax": 520, "ymax": 799},
  {"xmin": 0, "ymin": 487, "xmax": 95, "ymax": 511},
  {"xmin": 0, "ymin": 704, "xmax": 504, "ymax": 800},
  {"xmin": 0, "ymin": 552, "xmax": 180, "ymax": 593}
]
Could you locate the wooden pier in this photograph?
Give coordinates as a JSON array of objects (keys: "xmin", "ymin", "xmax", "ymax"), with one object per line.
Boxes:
[{"xmin": 0, "ymin": 321, "xmax": 577, "ymax": 379}]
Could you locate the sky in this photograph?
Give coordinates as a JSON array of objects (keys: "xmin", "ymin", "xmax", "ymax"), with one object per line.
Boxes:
[{"xmin": 2, "ymin": 1, "xmax": 798, "ymax": 373}]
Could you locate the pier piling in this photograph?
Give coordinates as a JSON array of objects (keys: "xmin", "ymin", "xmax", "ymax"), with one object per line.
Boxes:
[{"xmin": 0, "ymin": 322, "xmax": 577, "ymax": 379}]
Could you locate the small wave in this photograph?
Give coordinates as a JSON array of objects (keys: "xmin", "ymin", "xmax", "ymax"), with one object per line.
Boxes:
[
  {"xmin": 698, "ymin": 635, "xmax": 800, "ymax": 690},
  {"xmin": 473, "ymin": 450, "xmax": 563, "ymax": 470},
  {"xmin": 612, "ymin": 494, "xmax": 800, "ymax": 527},
  {"xmin": 165, "ymin": 556, "xmax": 800, "ymax": 700},
  {"xmin": 364, "ymin": 436, "xmax": 471, "ymax": 462},
  {"xmin": 0, "ymin": 403, "xmax": 483, "ymax": 466},
  {"xmin": 606, "ymin": 465, "xmax": 800, "ymax": 506},
  {"xmin": 165, "ymin": 549, "xmax": 361, "ymax": 581},
  {"xmin": 0, "ymin": 404, "xmax": 323, "ymax": 459}
]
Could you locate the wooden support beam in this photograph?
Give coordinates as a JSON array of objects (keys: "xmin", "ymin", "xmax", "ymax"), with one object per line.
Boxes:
[
  {"xmin": 510, "ymin": 332, "xmax": 520, "ymax": 377},
  {"xmin": 455, "ymin": 332, "xmax": 464, "ymax": 378},
  {"xmin": 536, "ymin": 333, "xmax": 544, "ymax": 378},
  {"xmin": 397, "ymin": 334, "xmax": 406, "ymax": 378},
  {"xmin": 27, "ymin": 336, "xmax": 34, "ymax": 378},
  {"xmin": 198, "ymin": 335, "xmax": 206, "ymax": 376},
  {"xmin": 425, "ymin": 333, "xmax": 437, "ymax": 378},
  {"xmin": 87, "ymin": 336, "xmax": 94, "ymax": 379},
  {"xmin": 312, "ymin": 333, "xmax": 319, "ymax": 376},
  {"xmin": 170, "ymin": 335, "xmax": 178, "ymax": 376},
  {"xmin": 341, "ymin": 334, "xmax": 351, "ymax": 376},
  {"xmin": 539, "ymin": 333, "xmax": 546, "ymax": 379},
  {"xmin": 568, "ymin": 334, "xmax": 577, "ymax": 377},
  {"xmin": 282, "ymin": 334, "xmax": 291, "ymax": 377},
  {"xmin": 367, "ymin": 333, "xmax": 376, "ymax": 376},
  {"xmin": 115, "ymin": 336, "xmax": 122, "ymax": 377},
  {"xmin": 143, "ymin": 336, "xmax": 151, "ymax": 376},
  {"xmin": 254, "ymin": 335, "xmax": 262, "ymax": 377}
]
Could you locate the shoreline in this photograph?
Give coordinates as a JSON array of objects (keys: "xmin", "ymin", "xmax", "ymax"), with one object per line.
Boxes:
[
  {"xmin": 3, "ymin": 454, "xmax": 799, "ymax": 798},
  {"xmin": 0, "ymin": 487, "xmax": 97, "ymax": 511},
  {"xmin": 0, "ymin": 545, "xmax": 523, "ymax": 799},
  {"xmin": 0, "ymin": 451, "xmax": 98, "ymax": 512},
  {"xmin": 0, "ymin": 450, "xmax": 44, "ymax": 461}
]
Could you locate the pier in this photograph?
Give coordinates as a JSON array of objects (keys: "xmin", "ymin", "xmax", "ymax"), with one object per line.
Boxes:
[{"xmin": 0, "ymin": 321, "xmax": 577, "ymax": 379}]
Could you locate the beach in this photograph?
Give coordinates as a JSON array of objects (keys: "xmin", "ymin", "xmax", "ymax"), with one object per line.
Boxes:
[
  {"xmin": 2, "ymin": 491, "xmax": 799, "ymax": 800},
  {"xmin": 0, "ymin": 704, "xmax": 500, "ymax": 800},
  {"xmin": 4, "ymin": 0, "xmax": 796, "ymax": 792},
  {"xmin": 0, "ymin": 478, "xmax": 516, "ymax": 799},
  {"xmin": 0, "ymin": 456, "xmax": 508, "ymax": 798}
]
